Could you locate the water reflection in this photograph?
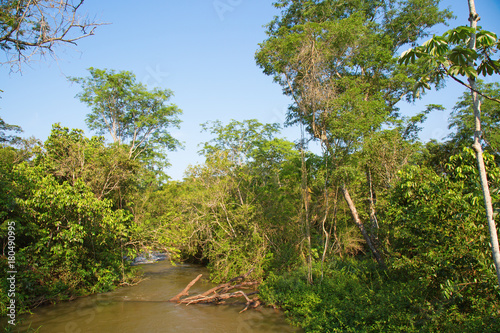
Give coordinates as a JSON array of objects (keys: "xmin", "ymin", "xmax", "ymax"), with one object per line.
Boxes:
[{"xmin": 5, "ymin": 262, "xmax": 301, "ymax": 333}]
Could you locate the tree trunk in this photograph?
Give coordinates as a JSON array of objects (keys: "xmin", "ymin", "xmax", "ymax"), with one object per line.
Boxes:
[
  {"xmin": 342, "ymin": 184, "xmax": 386, "ymax": 269},
  {"xmin": 320, "ymin": 181, "xmax": 330, "ymax": 280},
  {"xmin": 467, "ymin": 0, "xmax": 500, "ymax": 288},
  {"xmin": 300, "ymin": 129, "xmax": 313, "ymax": 284},
  {"xmin": 366, "ymin": 168, "xmax": 379, "ymax": 235},
  {"xmin": 320, "ymin": 149, "xmax": 331, "ymax": 279}
]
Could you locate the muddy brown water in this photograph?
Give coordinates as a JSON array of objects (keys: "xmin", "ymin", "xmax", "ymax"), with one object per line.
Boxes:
[{"xmin": 5, "ymin": 261, "xmax": 301, "ymax": 332}]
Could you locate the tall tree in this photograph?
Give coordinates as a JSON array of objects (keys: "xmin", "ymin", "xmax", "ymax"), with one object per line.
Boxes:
[
  {"xmin": 184, "ymin": 119, "xmax": 296, "ymax": 281},
  {"xmin": 0, "ymin": 0, "xmax": 103, "ymax": 72},
  {"xmin": 399, "ymin": 0, "xmax": 500, "ymax": 288},
  {"xmin": 70, "ymin": 68, "xmax": 182, "ymax": 161},
  {"xmin": 466, "ymin": 0, "xmax": 500, "ymax": 289},
  {"xmin": 256, "ymin": 0, "xmax": 451, "ymax": 267}
]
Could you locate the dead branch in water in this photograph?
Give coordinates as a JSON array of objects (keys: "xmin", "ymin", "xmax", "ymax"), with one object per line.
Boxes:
[
  {"xmin": 169, "ymin": 268, "xmax": 260, "ymax": 312},
  {"xmin": 169, "ymin": 274, "xmax": 203, "ymax": 302}
]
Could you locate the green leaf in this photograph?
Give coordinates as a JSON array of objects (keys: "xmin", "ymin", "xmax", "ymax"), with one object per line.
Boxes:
[
  {"xmin": 423, "ymin": 36, "xmax": 449, "ymax": 57},
  {"xmin": 477, "ymin": 61, "xmax": 497, "ymax": 76},
  {"xmin": 445, "ymin": 26, "xmax": 474, "ymax": 45},
  {"xmin": 463, "ymin": 66, "xmax": 478, "ymax": 79},
  {"xmin": 399, "ymin": 48, "xmax": 417, "ymax": 65},
  {"xmin": 447, "ymin": 65, "xmax": 461, "ymax": 76},
  {"xmin": 476, "ymin": 30, "xmax": 498, "ymax": 48},
  {"xmin": 449, "ymin": 47, "xmax": 478, "ymax": 67}
]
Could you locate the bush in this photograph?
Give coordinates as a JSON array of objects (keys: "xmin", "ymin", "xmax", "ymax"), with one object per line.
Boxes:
[
  {"xmin": 260, "ymin": 258, "xmax": 500, "ymax": 332},
  {"xmin": 0, "ymin": 162, "xmax": 135, "ymax": 315}
]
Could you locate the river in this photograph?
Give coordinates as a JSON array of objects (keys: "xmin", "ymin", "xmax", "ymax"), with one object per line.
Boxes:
[{"xmin": 6, "ymin": 261, "xmax": 301, "ymax": 332}]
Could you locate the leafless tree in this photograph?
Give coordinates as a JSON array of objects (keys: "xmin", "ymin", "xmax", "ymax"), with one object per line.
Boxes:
[{"xmin": 0, "ymin": 0, "xmax": 104, "ymax": 72}]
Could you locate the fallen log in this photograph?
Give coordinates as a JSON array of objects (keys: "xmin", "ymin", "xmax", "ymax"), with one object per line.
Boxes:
[
  {"xmin": 169, "ymin": 274, "xmax": 203, "ymax": 302},
  {"xmin": 169, "ymin": 269, "xmax": 260, "ymax": 312}
]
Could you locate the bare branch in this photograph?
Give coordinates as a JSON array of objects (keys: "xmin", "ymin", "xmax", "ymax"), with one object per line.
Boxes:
[
  {"xmin": 169, "ymin": 274, "xmax": 203, "ymax": 302},
  {"xmin": 1, "ymin": 0, "xmax": 107, "ymax": 72}
]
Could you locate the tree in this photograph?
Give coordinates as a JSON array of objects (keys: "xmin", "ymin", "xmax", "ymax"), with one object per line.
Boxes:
[
  {"xmin": 0, "ymin": 157, "xmax": 135, "ymax": 314},
  {"xmin": 0, "ymin": 0, "xmax": 103, "ymax": 72},
  {"xmin": 0, "ymin": 116, "xmax": 21, "ymax": 143},
  {"xmin": 70, "ymin": 68, "xmax": 183, "ymax": 162},
  {"xmin": 200, "ymin": 119, "xmax": 281, "ymax": 166},
  {"xmin": 181, "ymin": 119, "xmax": 305, "ymax": 281},
  {"xmin": 386, "ymin": 148, "xmax": 500, "ymax": 320},
  {"xmin": 448, "ymin": 81, "xmax": 500, "ymax": 156},
  {"xmin": 399, "ymin": 0, "xmax": 500, "ymax": 288},
  {"xmin": 256, "ymin": 0, "xmax": 452, "ymax": 267},
  {"xmin": 42, "ymin": 124, "xmax": 140, "ymax": 201}
]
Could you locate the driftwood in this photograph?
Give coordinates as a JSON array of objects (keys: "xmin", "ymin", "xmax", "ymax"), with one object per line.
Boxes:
[{"xmin": 169, "ymin": 268, "xmax": 261, "ymax": 313}]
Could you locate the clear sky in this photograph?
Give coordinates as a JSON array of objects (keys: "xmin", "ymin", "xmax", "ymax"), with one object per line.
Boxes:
[{"xmin": 1, "ymin": 0, "xmax": 500, "ymax": 181}]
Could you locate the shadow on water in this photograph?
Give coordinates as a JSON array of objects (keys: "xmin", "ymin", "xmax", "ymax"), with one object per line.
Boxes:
[{"xmin": 2, "ymin": 262, "xmax": 301, "ymax": 333}]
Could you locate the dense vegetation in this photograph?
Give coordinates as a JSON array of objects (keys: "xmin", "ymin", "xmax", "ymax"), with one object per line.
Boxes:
[{"xmin": 1, "ymin": 0, "xmax": 500, "ymax": 331}]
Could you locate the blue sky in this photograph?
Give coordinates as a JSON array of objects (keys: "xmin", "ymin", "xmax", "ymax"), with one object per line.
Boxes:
[{"xmin": 1, "ymin": 0, "xmax": 500, "ymax": 180}]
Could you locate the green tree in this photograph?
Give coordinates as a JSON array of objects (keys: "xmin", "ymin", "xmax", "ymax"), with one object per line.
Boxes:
[
  {"xmin": 0, "ymin": 0, "xmax": 102, "ymax": 72},
  {"xmin": 70, "ymin": 68, "xmax": 182, "ymax": 162},
  {"xmin": 181, "ymin": 119, "xmax": 304, "ymax": 281},
  {"xmin": 256, "ymin": 0, "xmax": 452, "ymax": 267},
  {"xmin": 448, "ymin": 81, "xmax": 500, "ymax": 156},
  {"xmin": 42, "ymin": 124, "xmax": 140, "ymax": 202},
  {"xmin": 0, "ymin": 117, "xmax": 21, "ymax": 143},
  {"xmin": 200, "ymin": 119, "xmax": 281, "ymax": 166},
  {"xmin": 399, "ymin": 0, "xmax": 500, "ymax": 287},
  {"xmin": 0, "ymin": 160, "xmax": 135, "ymax": 315},
  {"xmin": 125, "ymin": 181, "xmax": 189, "ymax": 262},
  {"xmin": 385, "ymin": 148, "xmax": 500, "ymax": 327}
]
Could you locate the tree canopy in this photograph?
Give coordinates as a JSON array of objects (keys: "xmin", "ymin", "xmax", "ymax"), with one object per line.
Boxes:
[
  {"xmin": 70, "ymin": 68, "xmax": 183, "ymax": 162},
  {"xmin": 255, "ymin": 0, "xmax": 452, "ymax": 268},
  {"xmin": 256, "ymin": 0, "xmax": 452, "ymax": 155}
]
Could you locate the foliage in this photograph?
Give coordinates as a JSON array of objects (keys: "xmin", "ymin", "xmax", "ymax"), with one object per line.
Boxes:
[
  {"xmin": 70, "ymin": 67, "xmax": 182, "ymax": 163},
  {"xmin": 182, "ymin": 158, "xmax": 271, "ymax": 282},
  {"xmin": 257, "ymin": 148, "xmax": 500, "ymax": 332},
  {"xmin": 0, "ymin": 124, "xmax": 185, "ymax": 316},
  {"xmin": 179, "ymin": 119, "xmax": 383, "ymax": 283},
  {"xmin": 256, "ymin": 0, "xmax": 452, "ymax": 153},
  {"xmin": 260, "ymin": 260, "xmax": 423, "ymax": 333},
  {"xmin": 261, "ymin": 257, "xmax": 499, "ymax": 332},
  {"xmin": 0, "ymin": 117, "xmax": 22, "ymax": 144},
  {"xmin": 256, "ymin": 0, "xmax": 452, "ymax": 269},
  {"xmin": 448, "ymin": 81, "xmax": 500, "ymax": 155},
  {"xmin": 42, "ymin": 124, "xmax": 141, "ymax": 202},
  {"xmin": 0, "ymin": 160, "xmax": 136, "ymax": 315},
  {"xmin": 386, "ymin": 148, "xmax": 500, "ymax": 292},
  {"xmin": 398, "ymin": 2, "xmax": 500, "ymax": 289},
  {"xmin": 180, "ymin": 120, "xmax": 302, "ymax": 282},
  {"xmin": 361, "ymin": 127, "xmax": 422, "ymax": 189},
  {"xmin": 384, "ymin": 148, "xmax": 500, "ymax": 329},
  {"xmin": 2, "ymin": 2, "xmax": 499, "ymax": 330},
  {"xmin": 399, "ymin": 25, "xmax": 500, "ymax": 98},
  {"xmin": 125, "ymin": 181, "xmax": 190, "ymax": 262}
]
